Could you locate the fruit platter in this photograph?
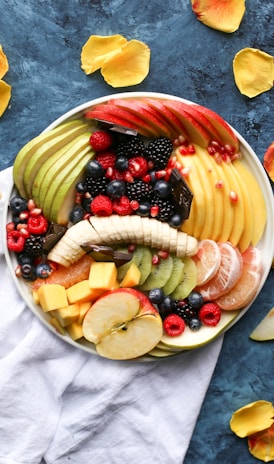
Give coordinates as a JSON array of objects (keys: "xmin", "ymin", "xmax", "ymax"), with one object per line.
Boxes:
[{"xmin": 3, "ymin": 92, "xmax": 274, "ymax": 361}]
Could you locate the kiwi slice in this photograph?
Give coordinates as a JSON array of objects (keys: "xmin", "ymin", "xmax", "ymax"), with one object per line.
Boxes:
[
  {"xmin": 171, "ymin": 257, "xmax": 197, "ymax": 300},
  {"xmin": 139, "ymin": 253, "xmax": 174, "ymax": 291},
  {"xmin": 163, "ymin": 256, "xmax": 185, "ymax": 295},
  {"xmin": 116, "ymin": 246, "xmax": 144, "ymax": 280},
  {"xmin": 138, "ymin": 246, "xmax": 153, "ymax": 285}
]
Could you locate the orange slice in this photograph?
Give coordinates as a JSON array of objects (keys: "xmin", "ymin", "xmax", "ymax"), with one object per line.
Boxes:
[{"xmin": 192, "ymin": 239, "xmax": 221, "ymax": 286}]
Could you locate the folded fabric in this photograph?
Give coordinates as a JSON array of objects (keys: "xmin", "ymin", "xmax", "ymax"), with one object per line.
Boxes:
[{"xmin": 0, "ymin": 167, "xmax": 223, "ymax": 464}]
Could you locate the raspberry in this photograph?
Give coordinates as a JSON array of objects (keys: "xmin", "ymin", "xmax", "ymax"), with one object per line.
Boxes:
[
  {"xmin": 106, "ymin": 167, "xmax": 125, "ymax": 181},
  {"xmin": 7, "ymin": 230, "xmax": 26, "ymax": 253},
  {"xmin": 128, "ymin": 157, "xmax": 148, "ymax": 178},
  {"xmin": 113, "ymin": 196, "xmax": 133, "ymax": 216},
  {"xmin": 89, "ymin": 131, "xmax": 113, "ymax": 152},
  {"xmin": 163, "ymin": 314, "xmax": 185, "ymax": 336},
  {"xmin": 27, "ymin": 215, "xmax": 48, "ymax": 235},
  {"xmin": 199, "ymin": 302, "xmax": 221, "ymax": 327},
  {"xmin": 95, "ymin": 151, "xmax": 116, "ymax": 169},
  {"xmin": 90, "ymin": 195, "xmax": 113, "ymax": 216}
]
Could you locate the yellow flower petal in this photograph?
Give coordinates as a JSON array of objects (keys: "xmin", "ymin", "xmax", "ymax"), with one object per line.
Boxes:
[
  {"xmin": 0, "ymin": 80, "xmax": 11, "ymax": 117},
  {"xmin": 81, "ymin": 34, "xmax": 127, "ymax": 74},
  {"xmin": 233, "ymin": 48, "xmax": 274, "ymax": 98},
  {"xmin": 0, "ymin": 45, "xmax": 9, "ymax": 79},
  {"xmin": 248, "ymin": 423, "xmax": 274, "ymax": 462},
  {"xmin": 230, "ymin": 400, "xmax": 274, "ymax": 438},
  {"xmin": 101, "ymin": 39, "xmax": 150, "ymax": 88},
  {"xmin": 191, "ymin": 0, "xmax": 246, "ymax": 33}
]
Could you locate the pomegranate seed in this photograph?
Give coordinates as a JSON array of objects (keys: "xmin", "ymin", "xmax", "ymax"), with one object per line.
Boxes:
[
  {"xmin": 207, "ymin": 146, "xmax": 216, "ymax": 156},
  {"xmin": 229, "ymin": 190, "xmax": 238, "ymax": 202},
  {"xmin": 188, "ymin": 144, "xmax": 196, "ymax": 154},
  {"xmin": 6, "ymin": 222, "xmax": 15, "ymax": 232},
  {"xmin": 105, "ymin": 167, "xmax": 113, "ymax": 178},
  {"xmin": 179, "ymin": 146, "xmax": 189, "ymax": 155},
  {"xmin": 128, "ymin": 243, "xmax": 136, "ymax": 252},
  {"xmin": 130, "ymin": 200, "xmax": 140, "ymax": 210},
  {"xmin": 84, "ymin": 192, "xmax": 92, "ymax": 199},
  {"xmin": 211, "ymin": 140, "xmax": 221, "ymax": 149},
  {"xmin": 19, "ymin": 211, "xmax": 29, "ymax": 220},
  {"xmin": 147, "ymin": 160, "xmax": 154, "ymax": 170},
  {"xmin": 152, "ymin": 254, "xmax": 159, "ymax": 265},
  {"xmin": 123, "ymin": 170, "xmax": 134, "ymax": 183},
  {"xmin": 164, "ymin": 168, "xmax": 172, "ymax": 181},
  {"xmin": 142, "ymin": 174, "xmax": 151, "ymax": 183},
  {"xmin": 181, "ymin": 166, "xmax": 191, "ymax": 177},
  {"xmin": 15, "ymin": 265, "xmax": 22, "ymax": 277},
  {"xmin": 29, "ymin": 207, "xmax": 43, "ymax": 216},
  {"xmin": 83, "ymin": 213, "xmax": 91, "ymax": 220},
  {"xmin": 158, "ymin": 250, "xmax": 169, "ymax": 259},
  {"xmin": 18, "ymin": 227, "xmax": 30, "ymax": 238},
  {"xmin": 155, "ymin": 170, "xmax": 167, "ymax": 179},
  {"xmin": 150, "ymin": 205, "xmax": 159, "ymax": 217},
  {"xmin": 224, "ymin": 144, "xmax": 235, "ymax": 154},
  {"xmin": 215, "ymin": 180, "xmax": 224, "ymax": 189},
  {"xmin": 168, "ymin": 156, "xmax": 177, "ymax": 168},
  {"xmin": 230, "ymin": 152, "xmax": 241, "ymax": 161},
  {"xmin": 27, "ymin": 199, "xmax": 36, "ymax": 210},
  {"xmin": 173, "ymin": 138, "xmax": 180, "ymax": 146},
  {"xmin": 75, "ymin": 193, "xmax": 82, "ymax": 204},
  {"xmin": 214, "ymin": 152, "xmax": 223, "ymax": 164},
  {"xmin": 178, "ymin": 135, "xmax": 186, "ymax": 144}
]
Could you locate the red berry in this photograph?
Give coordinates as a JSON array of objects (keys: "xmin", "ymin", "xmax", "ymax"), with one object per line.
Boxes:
[
  {"xmin": 163, "ymin": 314, "xmax": 185, "ymax": 337},
  {"xmin": 27, "ymin": 215, "xmax": 48, "ymax": 235},
  {"xmin": 90, "ymin": 195, "xmax": 113, "ymax": 216},
  {"xmin": 199, "ymin": 302, "xmax": 221, "ymax": 327},
  {"xmin": 128, "ymin": 157, "xmax": 148, "ymax": 178},
  {"xmin": 95, "ymin": 151, "xmax": 116, "ymax": 169},
  {"xmin": 7, "ymin": 230, "xmax": 26, "ymax": 253},
  {"xmin": 113, "ymin": 196, "xmax": 133, "ymax": 216},
  {"xmin": 106, "ymin": 167, "xmax": 125, "ymax": 181},
  {"xmin": 89, "ymin": 131, "xmax": 113, "ymax": 152}
]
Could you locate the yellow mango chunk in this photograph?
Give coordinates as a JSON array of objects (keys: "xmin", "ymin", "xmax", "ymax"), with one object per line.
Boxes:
[
  {"xmin": 66, "ymin": 279, "xmax": 103, "ymax": 304},
  {"xmin": 120, "ymin": 262, "xmax": 141, "ymax": 287},
  {"xmin": 81, "ymin": 34, "xmax": 127, "ymax": 74},
  {"xmin": 248, "ymin": 423, "xmax": 274, "ymax": 462},
  {"xmin": 101, "ymin": 39, "xmax": 150, "ymax": 87},
  {"xmin": 89, "ymin": 262, "xmax": 117, "ymax": 291},
  {"xmin": 0, "ymin": 80, "xmax": 11, "ymax": 117},
  {"xmin": 78, "ymin": 301, "xmax": 92, "ymax": 324},
  {"xmin": 54, "ymin": 303, "xmax": 80, "ymax": 327},
  {"xmin": 66, "ymin": 321, "xmax": 84, "ymax": 341},
  {"xmin": 37, "ymin": 284, "xmax": 68, "ymax": 312},
  {"xmin": 0, "ymin": 45, "xmax": 9, "ymax": 79},
  {"xmin": 191, "ymin": 0, "xmax": 246, "ymax": 33},
  {"xmin": 233, "ymin": 48, "xmax": 274, "ymax": 98},
  {"xmin": 230, "ymin": 400, "xmax": 274, "ymax": 438}
]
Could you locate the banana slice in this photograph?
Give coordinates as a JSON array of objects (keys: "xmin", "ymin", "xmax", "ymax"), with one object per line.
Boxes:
[
  {"xmin": 161, "ymin": 222, "xmax": 172, "ymax": 251},
  {"xmin": 129, "ymin": 215, "xmax": 144, "ymax": 244},
  {"xmin": 90, "ymin": 216, "xmax": 115, "ymax": 243},
  {"xmin": 142, "ymin": 217, "xmax": 152, "ymax": 246}
]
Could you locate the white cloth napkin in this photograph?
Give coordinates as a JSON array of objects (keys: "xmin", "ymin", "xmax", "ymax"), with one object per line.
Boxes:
[{"xmin": 0, "ymin": 167, "xmax": 223, "ymax": 464}]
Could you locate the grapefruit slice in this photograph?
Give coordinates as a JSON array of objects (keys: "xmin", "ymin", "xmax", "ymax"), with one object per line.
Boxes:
[
  {"xmin": 196, "ymin": 242, "xmax": 243, "ymax": 300},
  {"xmin": 216, "ymin": 246, "xmax": 262, "ymax": 310},
  {"xmin": 192, "ymin": 239, "xmax": 221, "ymax": 286}
]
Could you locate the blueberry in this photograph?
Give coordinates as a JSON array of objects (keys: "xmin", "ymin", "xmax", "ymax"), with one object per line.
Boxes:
[
  {"xmin": 158, "ymin": 296, "xmax": 176, "ymax": 318},
  {"xmin": 154, "ymin": 180, "xmax": 172, "ymax": 199},
  {"xmin": 10, "ymin": 196, "xmax": 28, "ymax": 215},
  {"xmin": 81, "ymin": 197, "xmax": 93, "ymax": 212},
  {"xmin": 149, "ymin": 288, "xmax": 165, "ymax": 305},
  {"xmin": 21, "ymin": 263, "xmax": 37, "ymax": 281},
  {"xmin": 16, "ymin": 253, "xmax": 33, "ymax": 265},
  {"xmin": 188, "ymin": 317, "xmax": 202, "ymax": 331},
  {"xmin": 187, "ymin": 291, "xmax": 204, "ymax": 310},
  {"xmin": 86, "ymin": 160, "xmax": 104, "ymax": 178},
  {"xmin": 106, "ymin": 180, "xmax": 126, "ymax": 198},
  {"xmin": 36, "ymin": 262, "xmax": 52, "ymax": 279},
  {"xmin": 69, "ymin": 206, "xmax": 85, "ymax": 224},
  {"xmin": 76, "ymin": 181, "xmax": 87, "ymax": 194},
  {"xmin": 115, "ymin": 156, "xmax": 128, "ymax": 171},
  {"xmin": 169, "ymin": 213, "xmax": 184, "ymax": 228},
  {"xmin": 136, "ymin": 202, "xmax": 150, "ymax": 217}
]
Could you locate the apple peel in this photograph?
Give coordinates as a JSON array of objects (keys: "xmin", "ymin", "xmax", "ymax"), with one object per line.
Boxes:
[
  {"xmin": 233, "ymin": 48, "xmax": 274, "ymax": 98},
  {"xmin": 230, "ymin": 400, "xmax": 274, "ymax": 439},
  {"xmin": 263, "ymin": 142, "xmax": 274, "ymax": 182},
  {"xmin": 191, "ymin": 0, "xmax": 246, "ymax": 33}
]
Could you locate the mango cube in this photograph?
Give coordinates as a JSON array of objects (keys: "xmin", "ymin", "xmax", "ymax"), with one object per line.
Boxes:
[
  {"xmin": 66, "ymin": 279, "xmax": 103, "ymax": 304},
  {"xmin": 37, "ymin": 284, "xmax": 68, "ymax": 312},
  {"xmin": 54, "ymin": 304, "xmax": 80, "ymax": 327},
  {"xmin": 78, "ymin": 301, "xmax": 92, "ymax": 324},
  {"xmin": 120, "ymin": 262, "xmax": 141, "ymax": 287},
  {"xmin": 66, "ymin": 321, "xmax": 84, "ymax": 340},
  {"xmin": 89, "ymin": 262, "xmax": 117, "ymax": 291}
]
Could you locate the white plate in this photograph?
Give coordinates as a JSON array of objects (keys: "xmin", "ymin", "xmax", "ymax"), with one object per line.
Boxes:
[{"xmin": 3, "ymin": 92, "xmax": 274, "ymax": 361}]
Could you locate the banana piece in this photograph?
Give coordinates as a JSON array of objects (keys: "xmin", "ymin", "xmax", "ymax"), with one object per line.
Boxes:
[{"xmin": 129, "ymin": 215, "xmax": 144, "ymax": 244}]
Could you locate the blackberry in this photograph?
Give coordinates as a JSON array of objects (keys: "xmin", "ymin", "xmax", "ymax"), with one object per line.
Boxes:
[
  {"xmin": 24, "ymin": 235, "xmax": 45, "ymax": 258},
  {"xmin": 114, "ymin": 137, "xmax": 145, "ymax": 158},
  {"xmin": 153, "ymin": 197, "xmax": 175, "ymax": 222},
  {"xmin": 126, "ymin": 180, "xmax": 154, "ymax": 202},
  {"xmin": 174, "ymin": 300, "xmax": 198, "ymax": 324},
  {"xmin": 84, "ymin": 176, "xmax": 109, "ymax": 195},
  {"xmin": 144, "ymin": 137, "xmax": 173, "ymax": 170}
]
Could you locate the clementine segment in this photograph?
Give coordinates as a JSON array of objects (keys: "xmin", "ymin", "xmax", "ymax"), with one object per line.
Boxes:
[{"xmin": 192, "ymin": 239, "xmax": 221, "ymax": 285}]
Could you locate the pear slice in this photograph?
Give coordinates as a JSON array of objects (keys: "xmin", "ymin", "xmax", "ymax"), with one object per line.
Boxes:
[
  {"xmin": 13, "ymin": 119, "xmax": 87, "ymax": 198},
  {"xmin": 250, "ymin": 308, "xmax": 274, "ymax": 341},
  {"xmin": 24, "ymin": 122, "xmax": 91, "ymax": 197},
  {"xmin": 32, "ymin": 132, "xmax": 92, "ymax": 205}
]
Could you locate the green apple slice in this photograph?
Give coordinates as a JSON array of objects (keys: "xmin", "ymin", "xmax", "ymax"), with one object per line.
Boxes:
[
  {"xmin": 13, "ymin": 119, "xmax": 87, "ymax": 198},
  {"xmin": 24, "ymin": 122, "xmax": 91, "ymax": 197},
  {"xmin": 250, "ymin": 308, "xmax": 274, "ymax": 341},
  {"xmin": 161, "ymin": 310, "xmax": 240, "ymax": 350},
  {"xmin": 32, "ymin": 132, "xmax": 92, "ymax": 205}
]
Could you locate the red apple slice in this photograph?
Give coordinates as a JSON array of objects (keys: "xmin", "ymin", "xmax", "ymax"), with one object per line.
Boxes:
[
  {"xmin": 178, "ymin": 102, "xmax": 220, "ymax": 140},
  {"xmin": 193, "ymin": 104, "xmax": 239, "ymax": 151},
  {"xmin": 82, "ymin": 288, "xmax": 163, "ymax": 360},
  {"xmin": 144, "ymin": 97, "xmax": 190, "ymax": 140},
  {"xmin": 163, "ymin": 100, "xmax": 211, "ymax": 147}
]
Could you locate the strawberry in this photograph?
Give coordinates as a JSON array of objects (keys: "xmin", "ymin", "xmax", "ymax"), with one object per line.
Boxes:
[
  {"xmin": 163, "ymin": 314, "xmax": 185, "ymax": 336},
  {"xmin": 89, "ymin": 131, "xmax": 113, "ymax": 152},
  {"xmin": 199, "ymin": 302, "xmax": 221, "ymax": 327},
  {"xmin": 113, "ymin": 196, "xmax": 133, "ymax": 216},
  {"xmin": 90, "ymin": 195, "xmax": 113, "ymax": 216}
]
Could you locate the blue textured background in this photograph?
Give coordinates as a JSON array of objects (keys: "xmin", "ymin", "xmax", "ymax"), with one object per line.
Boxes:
[{"xmin": 1, "ymin": 1, "xmax": 274, "ymax": 462}]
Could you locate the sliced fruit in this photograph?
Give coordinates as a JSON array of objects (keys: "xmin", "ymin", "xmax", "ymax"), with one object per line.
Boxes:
[
  {"xmin": 139, "ymin": 253, "xmax": 173, "ymax": 291},
  {"xmin": 197, "ymin": 242, "xmax": 243, "ymax": 300},
  {"xmin": 174, "ymin": 100, "xmax": 220, "ymax": 140},
  {"xmin": 82, "ymin": 288, "xmax": 163, "ymax": 360},
  {"xmin": 191, "ymin": 0, "xmax": 246, "ymax": 33},
  {"xmin": 171, "ymin": 256, "xmax": 197, "ymax": 300},
  {"xmin": 148, "ymin": 347, "xmax": 178, "ymax": 358},
  {"xmin": 216, "ymin": 246, "xmax": 262, "ymax": 310},
  {"xmin": 144, "ymin": 97, "xmax": 189, "ymax": 140},
  {"xmin": 263, "ymin": 141, "xmax": 274, "ymax": 182},
  {"xmin": 137, "ymin": 246, "xmax": 153, "ymax": 285},
  {"xmin": 163, "ymin": 256, "xmax": 185, "ymax": 295},
  {"xmin": 116, "ymin": 245, "xmax": 143, "ymax": 280},
  {"xmin": 192, "ymin": 239, "xmax": 221, "ymax": 286},
  {"xmin": 250, "ymin": 307, "xmax": 274, "ymax": 341},
  {"xmin": 84, "ymin": 109, "xmax": 143, "ymax": 134}
]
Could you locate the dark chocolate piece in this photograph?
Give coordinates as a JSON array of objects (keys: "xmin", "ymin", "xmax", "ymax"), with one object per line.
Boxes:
[
  {"xmin": 42, "ymin": 223, "xmax": 68, "ymax": 253},
  {"xmin": 81, "ymin": 244, "xmax": 133, "ymax": 267},
  {"xmin": 170, "ymin": 168, "xmax": 193, "ymax": 220}
]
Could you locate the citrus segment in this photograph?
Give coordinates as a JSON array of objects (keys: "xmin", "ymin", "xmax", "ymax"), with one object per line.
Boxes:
[{"xmin": 192, "ymin": 239, "xmax": 221, "ymax": 286}]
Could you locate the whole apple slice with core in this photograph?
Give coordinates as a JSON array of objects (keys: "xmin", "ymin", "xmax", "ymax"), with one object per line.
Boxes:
[{"xmin": 82, "ymin": 288, "xmax": 163, "ymax": 360}]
